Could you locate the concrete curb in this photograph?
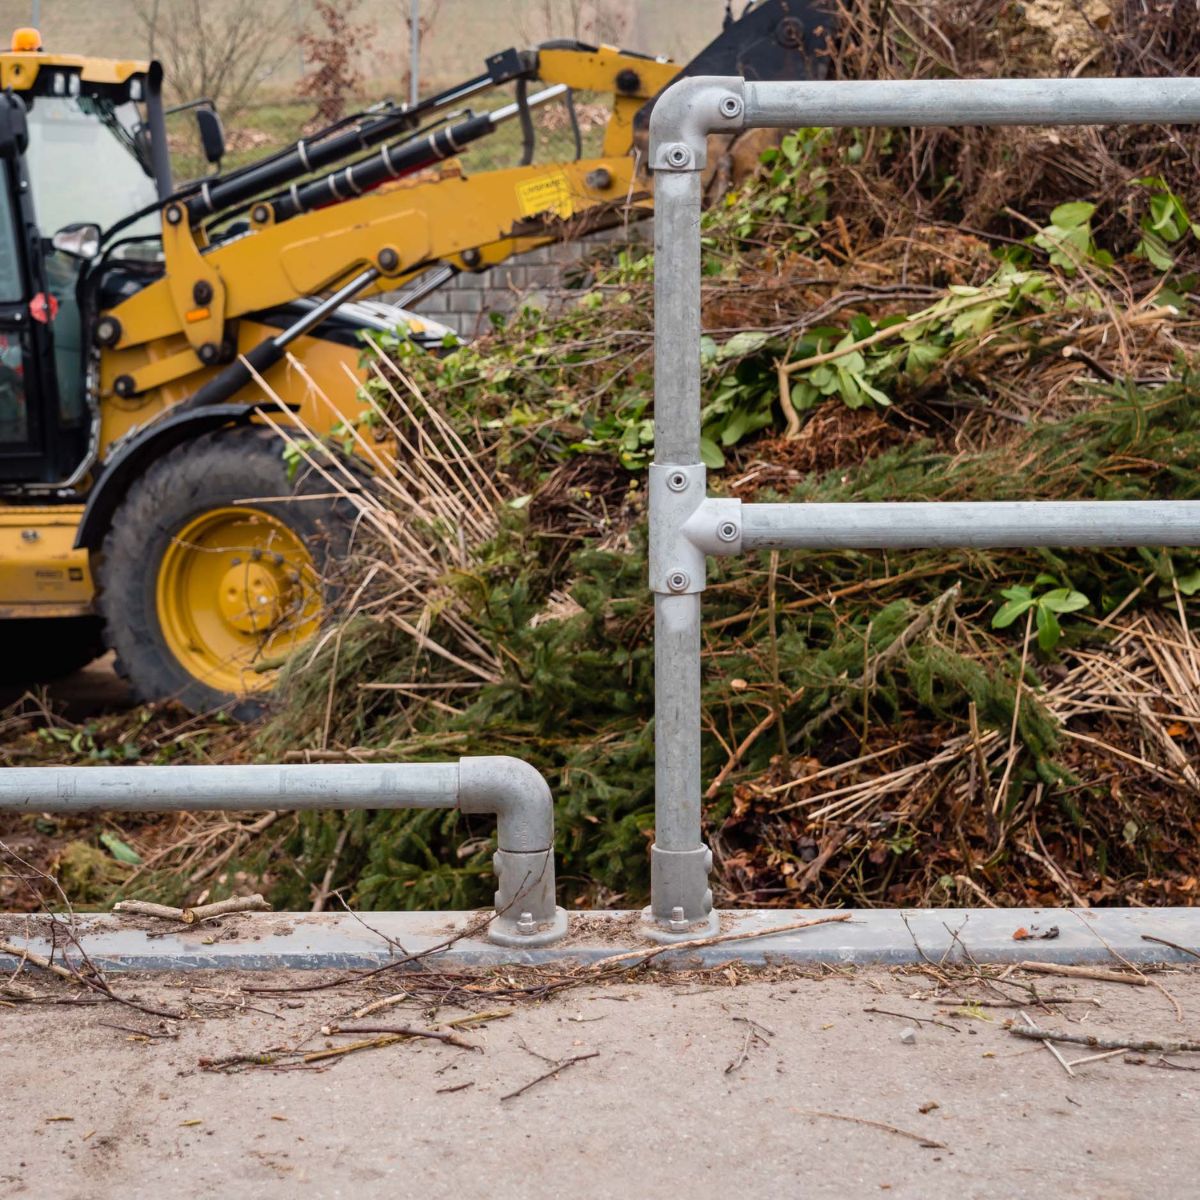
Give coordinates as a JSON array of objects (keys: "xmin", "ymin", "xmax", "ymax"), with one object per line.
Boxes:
[{"xmin": 1, "ymin": 907, "xmax": 1198, "ymax": 972}]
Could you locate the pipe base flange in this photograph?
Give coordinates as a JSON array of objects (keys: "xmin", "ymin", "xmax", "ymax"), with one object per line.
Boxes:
[
  {"xmin": 639, "ymin": 905, "xmax": 720, "ymax": 944},
  {"xmin": 487, "ymin": 905, "xmax": 569, "ymax": 948}
]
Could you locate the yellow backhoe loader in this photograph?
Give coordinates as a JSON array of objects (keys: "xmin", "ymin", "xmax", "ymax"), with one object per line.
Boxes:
[{"xmin": 0, "ymin": 1, "xmax": 827, "ymax": 713}]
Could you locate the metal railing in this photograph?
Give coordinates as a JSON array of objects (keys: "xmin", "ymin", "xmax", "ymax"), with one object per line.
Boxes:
[
  {"xmin": 644, "ymin": 75, "xmax": 1200, "ymax": 939},
  {"xmin": 0, "ymin": 756, "xmax": 567, "ymax": 947},
  {"xmin": 6, "ymin": 76, "xmax": 1200, "ymax": 951}
]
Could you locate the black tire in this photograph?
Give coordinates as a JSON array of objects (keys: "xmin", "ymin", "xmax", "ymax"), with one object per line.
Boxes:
[
  {"xmin": 94, "ymin": 425, "xmax": 361, "ymax": 718},
  {"xmin": 0, "ymin": 615, "xmax": 105, "ymax": 684}
]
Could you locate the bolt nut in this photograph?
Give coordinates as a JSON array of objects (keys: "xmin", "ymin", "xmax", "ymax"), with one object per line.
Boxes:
[
  {"xmin": 192, "ymin": 279, "xmax": 213, "ymax": 306},
  {"xmin": 667, "ymin": 470, "xmax": 689, "ymax": 492},
  {"xmin": 717, "ymin": 520, "xmax": 739, "ymax": 543},
  {"xmin": 668, "ymin": 906, "xmax": 689, "ymax": 932},
  {"xmin": 515, "ymin": 911, "xmax": 537, "ymax": 936},
  {"xmin": 461, "ymin": 247, "xmax": 482, "ymax": 269},
  {"xmin": 584, "ymin": 166, "xmax": 613, "ymax": 191},
  {"xmin": 165, "ymin": 204, "xmax": 183, "ymax": 225},
  {"xmin": 664, "ymin": 144, "xmax": 692, "ymax": 169},
  {"xmin": 252, "ymin": 204, "xmax": 271, "ymax": 224},
  {"xmin": 615, "ymin": 67, "xmax": 641, "ymax": 95},
  {"xmin": 719, "ymin": 95, "xmax": 743, "ymax": 119},
  {"xmin": 198, "ymin": 342, "xmax": 219, "ymax": 364},
  {"xmin": 113, "ymin": 374, "xmax": 136, "ymax": 398},
  {"xmin": 667, "ymin": 570, "xmax": 690, "ymax": 593},
  {"xmin": 95, "ymin": 315, "xmax": 122, "ymax": 347},
  {"xmin": 377, "ymin": 246, "xmax": 400, "ymax": 272}
]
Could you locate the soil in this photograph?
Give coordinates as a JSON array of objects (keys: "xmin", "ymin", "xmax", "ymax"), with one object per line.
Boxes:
[
  {"xmin": 3, "ymin": 963, "xmax": 1200, "ymax": 1198},
  {"xmin": 0, "ymin": 653, "xmax": 133, "ymax": 721}
]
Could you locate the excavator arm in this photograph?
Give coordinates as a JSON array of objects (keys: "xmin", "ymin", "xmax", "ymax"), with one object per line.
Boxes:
[{"xmin": 98, "ymin": 1, "xmax": 830, "ymax": 411}]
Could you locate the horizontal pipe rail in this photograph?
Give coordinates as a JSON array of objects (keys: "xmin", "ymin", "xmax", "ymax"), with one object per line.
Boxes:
[
  {"xmin": 0, "ymin": 761, "xmax": 457, "ymax": 814},
  {"xmin": 739, "ymin": 501, "xmax": 1200, "ymax": 551},
  {"xmin": 741, "ymin": 77, "xmax": 1200, "ymax": 129},
  {"xmin": 0, "ymin": 757, "xmax": 567, "ymax": 947}
]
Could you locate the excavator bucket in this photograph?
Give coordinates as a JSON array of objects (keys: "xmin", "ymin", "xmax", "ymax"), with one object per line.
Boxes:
[{"xmin": 634, "ymin": 0, "xmax": 833, "ymax": 137}]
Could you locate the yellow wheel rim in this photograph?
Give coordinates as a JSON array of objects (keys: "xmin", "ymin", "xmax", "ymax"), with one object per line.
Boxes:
[{"xmin": 155, "ymin": 506, "xmax": 323, "ymax": 696}]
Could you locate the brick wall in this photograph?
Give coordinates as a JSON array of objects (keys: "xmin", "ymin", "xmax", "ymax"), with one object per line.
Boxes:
[{"xmin": 410, "ymin": 221, "xmax": 651, "ymax": 337}]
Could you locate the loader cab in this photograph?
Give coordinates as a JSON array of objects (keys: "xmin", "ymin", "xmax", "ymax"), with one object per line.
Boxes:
[{"xmin": 0, "ymin": 33, "xmax": 162, "ymax": 488}]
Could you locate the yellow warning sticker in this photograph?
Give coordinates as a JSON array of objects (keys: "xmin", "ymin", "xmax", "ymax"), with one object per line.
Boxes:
[{"xmin": 515, "ymin": 172, "xmax": 574, "ymax": 219}]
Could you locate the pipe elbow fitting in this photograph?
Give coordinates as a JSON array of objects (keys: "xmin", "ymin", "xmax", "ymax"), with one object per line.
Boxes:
[
  {"xmin": 457, "ymin": 755, "xmax": 553, "ymax": 853},
  {"xmin": 649, "ymin": 74, "xmax": 745, "ymax": 171}
]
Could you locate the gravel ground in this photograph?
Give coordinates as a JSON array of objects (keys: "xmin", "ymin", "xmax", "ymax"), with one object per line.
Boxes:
[{"xmin": 3, "ymin": 962, "xmax": 1200, "ymax": 1198}]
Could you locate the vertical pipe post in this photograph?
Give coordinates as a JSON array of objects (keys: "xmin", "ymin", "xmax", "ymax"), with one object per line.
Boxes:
[{"xmin": 647, "ymin": 167, "xmax": 717, "ymax": 937}]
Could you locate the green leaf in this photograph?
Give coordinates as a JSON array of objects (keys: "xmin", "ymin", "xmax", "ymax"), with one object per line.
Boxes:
[
  {"xmin": 1036, "ymin": 605, "xmax": 1061, "ymax": 652},
  {"xmin": 720, "ymin": 409, "xmax": 749, "ymax": 445},
  {"xmin": 1000, "ymin": 585, "xmax": 1034, "ymax": 602},
  {"xmin": 905, "ymin": 341, "xmax": 944, "ymax": 376},
  {"xmin": 951, "ymin": 301, "xmax": 999, "ymax": 339},
  {"xmin": 716, "ymin": 331, "xmax": 770, "ymax": 361},
  {"xmin": 855, "ymin": 375, "xmax": 893, "ymax": 406},
  {"xmin": 849, "ymin": 313, "xmax": 875, "ymax": 340},
  {"xmin": 1137, "ymin": 234, "xmax": 1176, "ymax": 272},
  {"xmin": 992, "ymin": 596, "xmax": 1035, "ymax": 628},
  {"xmin": 99, "ymin": 832, "xmax": 141, "ymax": 866},
  {"xmin": 1049, "ymin": 201, "xmax": 1096, "ymax": 230},
  {"xmin": 789, "ymin": 381, "xmax": 820, "ymax": 411},
  {"xmin": 1176, "ymin": 569, "xmax": 1200, "ymax": 596},
  {"xmin": 699, "ymin": 436, "xmax": 725, "ymax": 469},
  {"xmin": 1037, "ymin": 588, "xmax": 1089, "ymax": 614}
]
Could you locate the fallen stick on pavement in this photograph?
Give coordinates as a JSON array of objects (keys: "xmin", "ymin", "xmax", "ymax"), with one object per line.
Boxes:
[
  {"xmin": 1018, "ymin": 961, "xmax": 1149, "ymax": 986},
  {"xmin": 1141, "ymin": 934, "xmax": 1200, "ymax": 961},
  {"xmin": 320, "ymin": 1023, "xmax": 480, "ymax": 1051},
  {"xmin": 112, "ymin": 901, "xmax": 186, "ymax": 922},
  {"xmin": 797, "ymin": 1110, "xmax": 946, "ymax": 1149},
  {"xmin": 1010, "ymin": 1024, "xmax": 1200, "ymax": 1054},
  {"xmin": 591, "ymin": 912, "xmax": 853, "ymax": 970},
  {"xmin": 182, "ymin": 894, "xmax": 271, "ymax": 924},
  {"xmin": 1020, "ymin": 1009, "xmax": 1075, "ymax": 1077},
  {"xmin": 501, "ymin": 1051, "xmax": 599, "ymax": 1101},
  {"xmin": 0, "ymin": 939, "xmax": 77, "ymax": 982}
]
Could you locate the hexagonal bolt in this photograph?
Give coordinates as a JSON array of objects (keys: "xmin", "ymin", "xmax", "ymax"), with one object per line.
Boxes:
[
  {"xmin": 719, "ymin": 95, "xmax": 743, "ymax": 119},
  {"xmin": 667, "ymin": 470, "xmax": 689, "ymax": 492},
  {"xmin": 515, "ymin": 911, "xmax": 537, "ymax": 935},
  {"xmin": 668, "ymin": 906, "xmax": 689, "ymax": 932},
  {"xmin": 667, "ymin": 571, "xmax": 690, "ymax": 593},
  {"xmin": 664, "ymin": 144, "xmax": 692, "ymax": 169},
  {"xmin": 717, "ymin": 521, "xmax": 740, "ymax": 543}
]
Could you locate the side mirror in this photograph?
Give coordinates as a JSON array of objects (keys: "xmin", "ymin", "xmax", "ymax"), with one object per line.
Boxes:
[
  {"xmin": 52, "ymin": 222, "xmax": 101, "ymax": 261},
  {"xmin": 195, "ymin": 108, "xmax": 225, "ymax": 167}
]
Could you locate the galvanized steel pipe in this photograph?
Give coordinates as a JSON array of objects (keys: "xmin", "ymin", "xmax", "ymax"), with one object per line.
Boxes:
[
  {"xmin": 742, "ymin": 77, "xmax": 1200, "ymax": 130},
  {"xmin": 740, "ymin": 501, "xmax": 1200, "ymax": 551},
  {"xmin": 645, "ymin": 70, "xmax": 1200, "ymax": 940},
  {"xmin": 0, "ymin": 756, "xmax": 566, "ymax": 946}
]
